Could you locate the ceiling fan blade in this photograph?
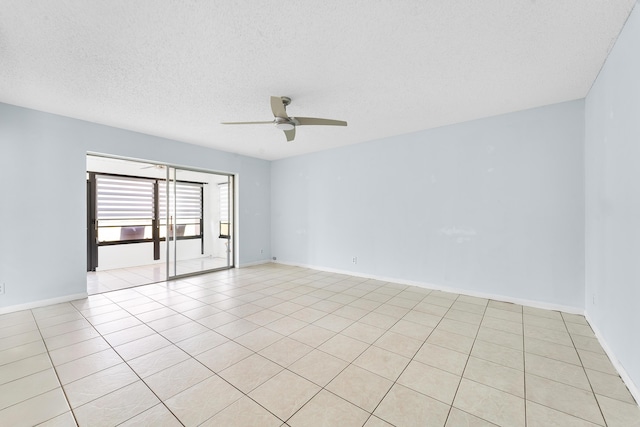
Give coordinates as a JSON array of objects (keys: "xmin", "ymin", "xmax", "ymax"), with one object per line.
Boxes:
[
  {"xmin": 220, "ymin": 121, "xmax": 273, "ymax": 125},
  {"xmin": 284, "ymin": 128, "xmax": 296, "ymax": 142},
  {"xmin": 294, "ymin": 117, "xmax": 347, "ymax": 126},
  {"xmin": 270, "ymin": 96, "xmax": 289, "ymax": 118}
]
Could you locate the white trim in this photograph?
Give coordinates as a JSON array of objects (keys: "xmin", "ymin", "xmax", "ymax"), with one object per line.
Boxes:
[
  {"xmin": 0, "ymin": 293, "xmax": 88, "ymax": 315},
  {"xmin": 585, "ymin": 312, "xmax": 640, "ymax": 406},
  {"xmin": 273, "ymin": 260, "xmax": 584, "ymax": 314}
]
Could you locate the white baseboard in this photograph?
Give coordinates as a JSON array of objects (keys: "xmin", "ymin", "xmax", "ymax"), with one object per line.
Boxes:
[
  {"xmin": 0, "ymin": 292, "xmax": 88, "ymax": 315},
  {"xmin": 274, "ymin": 260, "xmax": 584, "ymax": 314},
  {"xmin": 585, "ymin": 313, "xmax": 640, "ymax": 406}
]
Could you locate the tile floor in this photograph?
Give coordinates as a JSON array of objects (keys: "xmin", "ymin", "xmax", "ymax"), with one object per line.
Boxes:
[
  {"xmin": 2, "ymin": 264, "xmax": 639, "ymax": 426},
  {"xmin": 87, "ymin": 257, "xmax": 229, "ymax": 294}
]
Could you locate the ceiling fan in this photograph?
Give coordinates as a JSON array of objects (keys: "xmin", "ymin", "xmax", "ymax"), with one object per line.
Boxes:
[{"xmin": 221, "ymin": 96, "xmax": 347, "ymax": 142}]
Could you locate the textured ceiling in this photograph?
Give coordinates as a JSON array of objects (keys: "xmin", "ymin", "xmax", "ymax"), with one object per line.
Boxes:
[{"xmin": 0, "ymin": 1, "xmax": 636, "ymax": 160}]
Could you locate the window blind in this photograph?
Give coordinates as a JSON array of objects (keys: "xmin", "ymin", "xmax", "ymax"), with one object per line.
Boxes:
[{"xmin": 96, "ymin": 175, "xmax": 154, "ymax": 220}]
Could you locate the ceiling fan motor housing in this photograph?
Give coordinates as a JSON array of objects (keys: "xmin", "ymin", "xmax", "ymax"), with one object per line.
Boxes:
[{"xmin": 274, "ymin": 116, "xmax": 295, "ymax": 130}]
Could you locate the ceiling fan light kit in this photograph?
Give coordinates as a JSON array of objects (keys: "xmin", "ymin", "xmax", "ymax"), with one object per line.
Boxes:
[{"xmin": 222, "ymin": 96, "xmax": 347, "ymax": 142}]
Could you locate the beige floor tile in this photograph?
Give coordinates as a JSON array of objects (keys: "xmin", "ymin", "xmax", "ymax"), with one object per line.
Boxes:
[
  {"xmin": 103, "ymin": 324, "xmax": 155, "ymax": 347},
  {"xmin": 92, "ymin": 316, "xmax": 142, "ymax": 335},
  {"xmin": 249, "ymin": 370, "xmax": 320, "ymax": 421},
  {"xmin": 39, "ymin": 320, "xmax": 92, "ymax": 339},
  {"xmin": 312, "ymin": 314, "xmax": 353, "ymax": 333},
  {"xmin": 200, "ymin": 395, "xmax": 282, "ymax": 427},
  {"xmin": 266, "ymin": 316, "xmax": 309, "ymax": 335},
  {"xmin": 445, "ymin": 309, "xmax": 483, "ymax": 325},
  {"xmin": 354, "ymin": 345, "xmax": 411, "ymax": 381},
  {"xmin": 526, "ymin": 401, "xmax": 601, "ymax": 427},
  {"xmin": 566, "ymin": 322, "xmax": 595, "ymax": 337},
  {"xmin": 165, "ymin": 375, "xmax": 243, "ymax": 426},
  {"xmin": 43, "ymin": 327, "xmax": 101, "ymax": 351},
  {"xmin": 484, "ymin": 307, "xmax": 523, "ymax": 323},
  {"xmin": 0, "ymin": 387, "xmax": 69, "ymax": 427},
  {"xmin": 0, "ymin": 330, "xmax": 43, "ymax": 352},
  {"xmin": 522, "ymin": 306, "xmax": 563, "ymax": 320},
  {"xmin": 586, "ymin": 369, "xmax": 636, "ymax": 404},
  {"xmin": 397, "ymin": 360, "xmax": 460, "ymax": 404},
  {"xmin": 63, "ymin": 363, "xmax": 138, "ymax": 408},
  {"xmin": 0, "ymin": 368, "xmax": 60, "ymax": 410},
  {"xmin": 235, "ymin": 327, "xmax": 285, "ymax": 351},
  {"xmin": 196, "ymin": 341, "xmax": 253, "ymax": 372},
  {"xmin": 290, "ymin": 307, "xmax": 328, "ymax": 323},
  {"xmin": 289, "ymin": 349, "xmax": 348, "ymax": 387},
  {"xmin": 289, "ymin": 390, "xmax": 370, "ymax": 427},
  {"xmin": 457, "ymin": 295, "xmax": 488, "ymax": 306},
  {"xmin": 288, "ymin": 324, "xmax": 335, "ymax": 348},
  {"xmin": 404, "ymin": 309, "xmax": 443, "ymax": 327},
  {"xmin": 523, "ymin": 314, "xmax": 567, "ymax": 332},
  {"xmin": 215, "ymin": 318, "xmax": 260, "ymax": 339},
  {"xmin": 114, "ymin": 334, "xmax": 171, "ymax": 360},
  {"xmin": 487, "ymin": 300, "xmax": 523, "ymax": 313},
  {"xmin": 48, "ymin": 337, "xmax": 111, "ymax": 366},
  {"xmin": 341, "ymin": 321, "xmax": 386, "ymax": 344},
  {"xmin": 453, "ymin": 378, "xmax": 525, "ymax": 427},
  {"xmin": 525, "ymin": 374, "xmax": 605, "ymax": 425},
  {"xmin": 373, "ymin": 330, "xmax": 423, "ymax": 358},
  {"xmin": 413, "ymin": 301, "xmax": 448, "ymax": 318},
  {"xmin": 331, "ymin": 305, "xmax": 369, "ymax": 321},
  {"xmin": 525, "ymin": 336, "xmax": 581, "ymax": 365},
  {"xmin": 37, "ymin": 410, "xmax": 77, "ymax": 427},
  {"xmin": 197, "ymin": 311, "xmax": 239, "ymax": 329},
  {"xmin": 73, "ymin": 380, "xmax": 159, "ymax": 427},
  {"xmin": 359, "ymin": 312, "xmax": 398, "ymax": 329},
  {"xmin": 525, "ymin": 353, "xmax": 591, "ymax": 390},
  {"xmin": 481, "ymin": 316, "xmax": 523, "ymax": 335},
  {"xmin": 363, "ymin": 415, "xmax": 394, "ymax": 426},
  {"xmin": 463, "ymin": 356, "xmax": 524, "ymax": 398},
  {"xmin": 119, "ymin": 403, "xmax": 182, "ymax": 427},
  {"xmin": 55, "ymin": 348, "xmax": 123, "ymax": 384},
  {"xmin": 471, "ymin": 339, "xmax": 523, "ymax": 371},
  {"xmin": 437, "ymin": 318, "xmax": 480, "ymax": 338},
  {"xmin": 0, "ymin": 352, "xmax": 52, "ymax": 385},
  {"xmin": 374, "ymin": 383, "xmax": 450, "ymax": 426},
  {"xmin": 596, "ymin": 394, "xmax": 640, "ymax": 427},
  {"xmin": 160, "ymin": 321, "xmax": 210, "ymax": 343},
  {"xmin": 178, "ymin": 326, "xmax": 229, "ymax": 353},
  {"xmin": 446, "ymin": 408, "xmax": 498, "ymax": 426},
  {"xmin": 146, "ymin": 314, "xmax": 193, "ymax": 332},
  {"xmin": 317, "ymin": 334, "xmax": 369, "ymax": 362},
  {"xmin": 427, "ymin": 329, "xmax": 475, "ymax": 354},
  {"xmin": 389, "ymin": 319, "xmax": 433, "ymax": 341},
  {"xmin": 219, "ymin": 353, "xmax": 283, "ymax": 393},
  {"xmin": 562, "ymin": 312, "xmax": 590, "ymax": 325},
  {"xmin": 259, "ymin": 337, "xmax": 313, "ymax": 367},
  {"xmin": 326, "ymin": 364, "xmax": 392, "ymax": 411},
  {"xmin": 144, "ymin": 358, "xmax": 213, "ymax": 400},
  {"xmin": 476, "ymin": 327, "xmax": 523, "ymax": 351},
  {"xmin": 451, "ymin": 301, "xmax": 485, "ymax": 314},
  {"xmin": 524, "ymin": 324, "xmax": 573, "ymax": 347},
  {"xmin": 414, "ymin": 342, "xmax": 469, "ymax": 375},
  {"xmin": 571, "ymin": 335, "xmax": 606, "ymax": 354},
  {"xmin": 577, "ymin": 349, "xmax": 618, "ymax": 375},
  {"xmin": 128, "ymin": 344, "xmax": 190, "ymax": 378}
]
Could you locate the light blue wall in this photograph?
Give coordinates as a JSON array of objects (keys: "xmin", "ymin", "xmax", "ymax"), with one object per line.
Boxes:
[
  {"xmin": 0, "ymin": 103, "xmax": 271, "ymax": 308},
  {"xmin": 272, "ymin": 100, "xmax": 585, "ymax": 308},
  {"xmin": 585, "ymin": 1, "xmax": 640, "ymax": 397}
]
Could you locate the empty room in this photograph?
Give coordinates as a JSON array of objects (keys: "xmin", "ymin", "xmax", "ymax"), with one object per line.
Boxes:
[{"xmin": 1, "ymin": 1, "xmax": 639, "ymax": 426}]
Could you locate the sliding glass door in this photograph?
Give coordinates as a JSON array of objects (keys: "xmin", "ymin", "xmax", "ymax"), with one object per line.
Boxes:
[{"xmin": 165, "ymin": 166, "xmax": 234, "ymax": 280}]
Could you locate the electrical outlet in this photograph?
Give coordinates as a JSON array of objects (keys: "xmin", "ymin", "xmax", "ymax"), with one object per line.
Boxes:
[
  {"xmin": 352, "ymin": 257, "xmax": 358, "ymax": 264},
  {"xmin": 0, "ymin": 283, "xmax": 5, "ymax": 295},
  {"xmin": 272, "ymin": 256, "xmax": 277, "ymax": 261},
  {"xmin": 260, "ymin": 248, "xmax": 264, "ymax": 254}
]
